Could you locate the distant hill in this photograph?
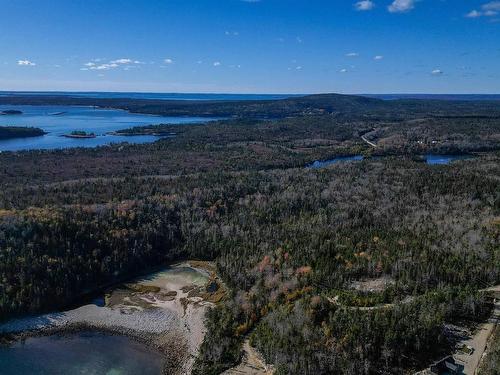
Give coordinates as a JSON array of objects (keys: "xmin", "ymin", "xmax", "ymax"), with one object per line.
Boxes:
[{"xmin": 0, "ymin": 92, "xmax": 499, "ymax": 119}]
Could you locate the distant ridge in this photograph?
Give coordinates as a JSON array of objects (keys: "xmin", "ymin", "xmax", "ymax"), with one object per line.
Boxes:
[{"xmin": 0, "ymin": 92, "xmax": 499, "ymax": 119}]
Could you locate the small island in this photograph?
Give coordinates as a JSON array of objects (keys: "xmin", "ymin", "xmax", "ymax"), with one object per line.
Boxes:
[
  {"xmin": 0, "ymin": 110, "xmax": 23, "ymax": 115},
  {"xmin": 62, "ymin": 130, "xmax": 97, "ymax": 139},
  {"xmin": 0, "ymin": 126, "xmax": 46, "ymax": 140}
]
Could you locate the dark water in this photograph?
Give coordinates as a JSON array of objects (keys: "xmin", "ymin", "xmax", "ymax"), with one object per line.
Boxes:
[
  {"xmin": 0, "ymin": 91, "xmax": 299, "ymax": 101},
  {"xmin": 0, "ymin": 332, "xmax": 163, "ymax": 375},
  {"xmin": 0, "ymin": 105, "xmax": 216, "ymax": 151},
  {"xmin": 364, "ymin": 94, "xmax": 500, "ymax": 101},
  {"xmin": 307, "ymin": 154, "xmax": 472, "ymax": 168},
  {"xmin": 425, "ymin": 154, "xmax": 473, "ymax": 165},
  {"xmin": 308, "ymin": 155, "xmax": 364, "ymax": 168}
]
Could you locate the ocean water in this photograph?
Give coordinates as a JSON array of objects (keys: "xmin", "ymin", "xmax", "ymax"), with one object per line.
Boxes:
[
  {"xmin": 364, "ymin": 94, "xmax": 500, "ymax": 101},
  {"xmin": 0, "ymin": 105, "xmax": 216, "ymax": 151},
  {"xmin": 0, "ymin": 91, "xmax": 299, "ymax": 101}
]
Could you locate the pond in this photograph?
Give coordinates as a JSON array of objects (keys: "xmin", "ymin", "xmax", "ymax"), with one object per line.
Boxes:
[
  {"xmin": 0, "ymin": 105, "xmax": 216, "ymax": 151},
  {"xmin": 425, "ymin": 154, "xmax": 473, "ymax": 165},
  {"xmin": 308, "ymin": 155, "xmax": 364, "ymax": 168},
  {"xmin": 0, "ymin": 332, "xmax": 164, "ymax": 375}
]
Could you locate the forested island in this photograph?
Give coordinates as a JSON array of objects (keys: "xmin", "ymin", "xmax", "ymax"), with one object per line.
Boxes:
[
  {"xmin": 0, "ymin": 126, "xmax": 46, "ymax": 140},
  {"xmin": 0, "ymin": 110, "xmax": 23, "ymax": 115},
  {"xmin": 110, "ymin": 125, "xmax": 176, "ymax": 137},
  {"xmin": 0, "ymin": 93, "xmax": 498, "ymax": 375},
  {"xmin": 62, "ymin": 130, "xmax": 96, "ymax": 138}
]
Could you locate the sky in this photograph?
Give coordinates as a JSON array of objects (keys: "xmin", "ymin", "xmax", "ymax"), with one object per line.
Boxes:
[{"xmin": 0, "ymin": 0, "xmax": 499, "ymax": 94}]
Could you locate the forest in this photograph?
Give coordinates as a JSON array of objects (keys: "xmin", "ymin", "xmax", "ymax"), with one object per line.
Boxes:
[
  {"xmin": 1, "ymin": 93, "xmax": 500, "ymax": 119},
  {"xmin": 0, "ymin": 126, "xmax": 46, "ymax": 140},
  {"xmin": 0, "ymin": 94, "xmax": 499, "ymax": 374}
]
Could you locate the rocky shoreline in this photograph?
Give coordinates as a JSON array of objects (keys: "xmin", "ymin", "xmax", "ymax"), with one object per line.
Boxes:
[{"xmin": 0, "ymin": 261, "xmax": 225, "ymax": 375}]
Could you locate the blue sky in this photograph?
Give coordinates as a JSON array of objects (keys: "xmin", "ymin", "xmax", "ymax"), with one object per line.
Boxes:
[{"xmin": 0, "ymin": 0, "xmax": 498, "ymax": 94}]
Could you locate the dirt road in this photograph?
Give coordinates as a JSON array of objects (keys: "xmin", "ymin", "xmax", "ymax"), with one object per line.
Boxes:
[
  {"xmin": 454, "ymin": 289, "xmax": 499, "ymax": 374},
  {"xmin": 223, "ymin": 339, "xmax": 273, "ymax": 375}
]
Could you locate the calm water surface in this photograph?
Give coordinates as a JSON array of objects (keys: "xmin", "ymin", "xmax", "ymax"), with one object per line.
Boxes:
[
  {"xmin": 0, "ymin": 332, "xmax": 164, "ymax": 375},
  {"xmin": 0, "ymin": 91, "xmax": 299, "ymax": 101},
  {"xmin": 307, "ymin": 154, "xmax": 473, "ymax": 168},
  {"xmin": 308, "ymin": 155, "xmax": 364, "ymax": 168},
  {"xmin": 0, "ymin": 105, "xmax": 215, "ymax": 151},
  {"xmin": 425, "ymin": 154, "xmax": 473, "ymax": 165}
]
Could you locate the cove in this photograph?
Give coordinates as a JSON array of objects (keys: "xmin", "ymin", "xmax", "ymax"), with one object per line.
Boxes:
[
  {"xmin": 0, "ymin": 332, "xmax": 164, "ymax": 375},
  {"xmin": 0, "ymin": 263, "xmax": 217, "ymax": 374},
  {"xmin": 0, "ymin": 105, "xmax": 217, "ymax": 152}
]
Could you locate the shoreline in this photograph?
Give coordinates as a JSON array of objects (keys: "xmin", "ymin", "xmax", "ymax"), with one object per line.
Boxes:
[
  {"xmin": 2, "ymin": 322, "xmax": 185, "ymax": 375},
  {"xmin": 0, "ymin": 260, "xmax": 225, "ymax": 375}
]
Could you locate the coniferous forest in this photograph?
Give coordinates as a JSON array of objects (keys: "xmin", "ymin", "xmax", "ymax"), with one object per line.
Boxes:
[{"xmin": 0, "ymin": 94, "xmax": 499, "ymax": 374}]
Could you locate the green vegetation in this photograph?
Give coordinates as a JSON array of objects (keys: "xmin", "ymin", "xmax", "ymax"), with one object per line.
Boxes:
[
  {"xmin": 1, "ymin": 113, "xmax": 499, "ymax": 186},
  {"xmin": 0, "ymin": 94, "xmax": 499, "ymax": 374},
  {"xmin": 112, "ymin": 125, "xmax": 176, "ymax": 136},
  {"xmin": 64, "ymin": 130, "xmax": 96, "ymax": 138},
  {"xmin": 1, "ymin": 93, "xmax": 500, "ymax": 119},
  {"xmin": 0, "ymin": 126, "xmax": 46, "ymax": 140}
]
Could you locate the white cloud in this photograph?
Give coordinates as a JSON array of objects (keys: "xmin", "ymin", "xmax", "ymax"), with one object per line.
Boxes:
[
  {"xmin": 431, "ymin": 69, "xmax": 443, "ymax": 75},
  {"xmin": 85, "ymin": 63, "xmax": 118, "ymax": 70},
  {"xmin": 483, "ymin": 1, "xmax": 500, "ymax": 11},
  {"xmin": 225, "ymin": 31, "xmax": 239, "ymax": 36},
  {"xmin": 111, "ymin": 58, "xmax": 132, "ymax": 64},
  {"xmin": 18, "ymin": 60, "xmax": 36, "ymax": 66},
  {"xmin": 346, "ymin": 52, "xmax": 359, "ymax": 57},
  {"xmin": 388, "ymin": 0, "xmax": 416, "ymax": 13},
  {"xmin": 94, "ymin": 63, "xmax": 119, "ymax": 70},
  {"xmin": 164, "ymin": 58, "xmax": 174, "ymax": 64},
  {"xmin": 374, "ymin": 55, "xmax": 384, "ymax": 60},
  {"xmin": 466, "ymin": 1, "xmax": 500, "ymax": 18},
  {"xmin": 466, "ymin": 10, "xmax": 482, "ymax": 18},
  {"xmin": 355, "ymin": 1, "xmax": 375, "ymax": 11},
  {"xmin": 296, "ymin": 36, "xmax": 303, "ymax": 43},
  {"xmin": 82, "ymin": 58, "xmax": 143, "ymax": 71},
  {"xmin": 296, "ymin": 66, "xmax": 302, "ymax": 70},
  {"xmin": 340, "ymin": 68, "xmax": 348, "ymax": 73},
  {"xmin": 213, "ymin": 61, "xmax": 221, "ymax": 66}
]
